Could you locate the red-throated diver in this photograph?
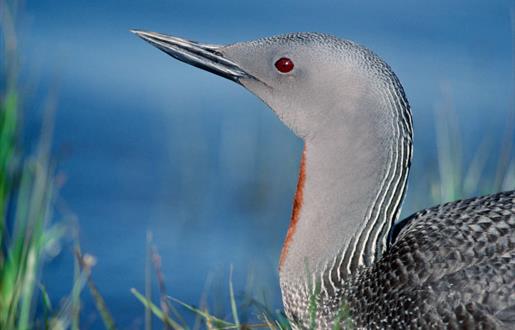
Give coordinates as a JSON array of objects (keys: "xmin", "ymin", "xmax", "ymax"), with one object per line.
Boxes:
[{"xmin": 132, "ymin": 30, "xmax": 515, "ymax": 329}]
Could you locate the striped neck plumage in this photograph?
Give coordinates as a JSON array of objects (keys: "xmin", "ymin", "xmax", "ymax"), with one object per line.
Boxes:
[{"xmin": 279, "ymin": 79, "xmax": 413, "ymax": 288}]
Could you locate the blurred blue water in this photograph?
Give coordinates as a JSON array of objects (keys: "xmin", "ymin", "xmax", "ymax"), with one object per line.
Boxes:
[{"xmin": 13, "ymin": 0, "xmax": 515, "ymax": 328}]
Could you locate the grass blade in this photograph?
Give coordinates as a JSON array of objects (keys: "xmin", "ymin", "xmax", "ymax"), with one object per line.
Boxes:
[
  {"xmin": 168, "ymin": 296, "xmax": 236, "ymax": 328},
  {"xmin": 229, "ymin": 265, "xmax": 240, "ymax": 327},
  {"xmin": 145, "ymin": 231, "xmax": 152, "ymax": 330},
  {"xmin": 131, "ymin": 288, "xmax": 183, "ymax": 330}
]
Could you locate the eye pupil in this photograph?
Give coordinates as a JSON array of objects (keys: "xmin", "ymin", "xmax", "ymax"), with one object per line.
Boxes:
[{"xmin": 275, "ymin": 57, "xmax": 294, "ymax": 73}]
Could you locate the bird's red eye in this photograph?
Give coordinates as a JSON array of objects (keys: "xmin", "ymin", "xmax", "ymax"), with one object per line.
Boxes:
[{"xmin": 275, "ymin": 57, "xmax": 294, "ymax": 73}]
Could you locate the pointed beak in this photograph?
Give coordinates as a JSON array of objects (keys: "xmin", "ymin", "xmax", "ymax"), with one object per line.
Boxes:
[{"xmin": 131, "ymin": 29, "xmax": 254, "ymax": 84}]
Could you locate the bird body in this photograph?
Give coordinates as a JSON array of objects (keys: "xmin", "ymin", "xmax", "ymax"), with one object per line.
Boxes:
[
  {"xmin": 283, "ymin": 190, "xmax": 515, "ymax": 329},
  {"xmin": 133, "ymin": 31, "xmax": 515, "ymax": 329}
]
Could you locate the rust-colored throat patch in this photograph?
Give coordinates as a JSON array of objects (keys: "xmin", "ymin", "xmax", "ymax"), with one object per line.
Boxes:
[{"xmin": 279, "ymin": 146, "xmax": 306, "ymax": 270}]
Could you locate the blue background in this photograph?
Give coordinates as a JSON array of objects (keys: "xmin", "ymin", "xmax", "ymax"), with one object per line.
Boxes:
[{"xmin": 13, "ymin": 0, "xmax": 515, "ymax": 328}]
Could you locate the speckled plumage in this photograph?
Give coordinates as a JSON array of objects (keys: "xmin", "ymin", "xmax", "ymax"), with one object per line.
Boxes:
[{"xmin": 283, "ymin": 190, "xmax": 515, "ymax": 329}]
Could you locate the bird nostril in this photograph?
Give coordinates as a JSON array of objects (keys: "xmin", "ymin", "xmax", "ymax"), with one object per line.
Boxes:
[{"xmin": 275, "ymin": 57, "xmax": 294, "ymax": 73}]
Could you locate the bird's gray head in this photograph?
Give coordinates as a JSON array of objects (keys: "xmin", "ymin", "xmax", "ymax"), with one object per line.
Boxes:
[{"xmin": 132, "ymin": 31, "xmax": 404, "ymax": 140}]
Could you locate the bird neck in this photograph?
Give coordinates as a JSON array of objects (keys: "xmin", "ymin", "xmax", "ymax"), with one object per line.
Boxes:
[{"xmin": 279, "ymin": 94, "xmax": 412, "ymax": 288}]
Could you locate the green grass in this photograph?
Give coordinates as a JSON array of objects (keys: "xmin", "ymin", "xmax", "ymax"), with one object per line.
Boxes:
[
  {"xmin": 1, "ymin": 2, "xmax": 48, "ymax": 328},
  {"xmin": 0, "ymin": 2, "xmax": 60, "ymax": 326},
  {"xmin": 1, "ymin": 1, "xmax": 117, "ymax": 329}
]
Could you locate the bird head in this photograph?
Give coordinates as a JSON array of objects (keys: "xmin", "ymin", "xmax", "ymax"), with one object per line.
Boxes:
[{"xmin": 132, "ymin": 31, "xmax": 393, "ymax": 140}]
